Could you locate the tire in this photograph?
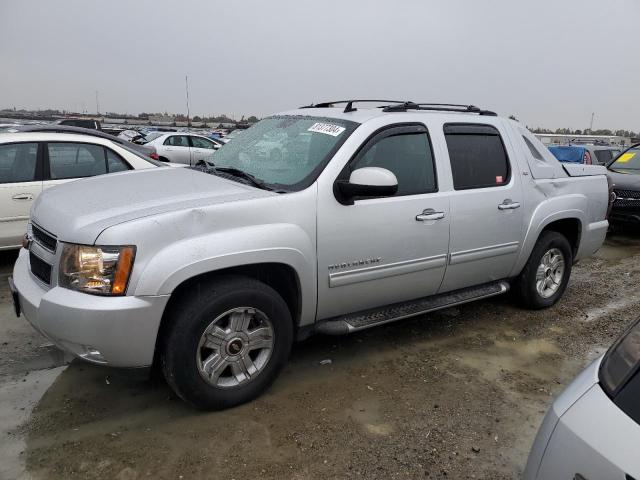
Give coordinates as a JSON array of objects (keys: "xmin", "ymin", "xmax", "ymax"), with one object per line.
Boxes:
[
  {"xmin": 159, "ymin": 157, "xmax": 170, "ymax": 162},
  {"xmin": 514, "ymin": 230, "xmax": 573, "ymax": 309},
  {"xmin": 161, "ymin": 275, "xmax": 293, "ymax": 410}
]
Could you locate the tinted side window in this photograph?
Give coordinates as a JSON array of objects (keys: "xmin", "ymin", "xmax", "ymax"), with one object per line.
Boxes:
[
  {"xmin": 594, "ymin": 150, "xmax": 612, "ymax": 164},
  {"xmin": 444, "ymin": 124, "xmax": 510, "ymax": 190},
  {"xmin": 164, "ymin": 135, "xmax": 189, "ymax": 147},
  {"xmin": 0, "ymin": 143, "xmax": 38, "ymax": 184},
  {"xmin": 522, "ymin": 136, "xmax": 544, "ymax": 161},
  {"xmin": 47, "ymin": 143, "xmax": 106, "ymax": 179},
  {"xmin": 351, "ymin": 132, "xmax": 436, "ymax": 196},
  {"xmin": 190, "ymin": 136, "xmax": 215, "ymax": 149},
  {"xmin": 106, "ymin": 148, "xmax": 130, "ymax": 173}
]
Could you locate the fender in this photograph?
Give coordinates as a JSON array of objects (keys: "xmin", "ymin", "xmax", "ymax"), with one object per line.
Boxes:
[
  {"xmin": 510, "ymin": 194, "xmax": 587, "ymax": 277},
  {"xmin": 133, "ymin": 223, "xmax": 317, "ymax": 326}
]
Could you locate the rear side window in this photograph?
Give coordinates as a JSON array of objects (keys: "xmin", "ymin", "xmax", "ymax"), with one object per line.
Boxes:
[
  {"xmin": 444, "ymin": 124, "xmax": 510, "ymax": 190},
  {"xmin": 594, "ymin": 150, "xmax": 613, "ymax": 164},
  {"xmin": 351, "ymin": 131, "xmax": 437, "ymax": 196},
  {"xmin": 0, "ymin": 142, "xmax": 38, "ymax": 184}
]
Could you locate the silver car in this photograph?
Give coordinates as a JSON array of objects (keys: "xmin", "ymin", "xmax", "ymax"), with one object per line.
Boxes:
[{"xmin": 524, "ymin": 317, "xmax": 640, "ymax": 479}]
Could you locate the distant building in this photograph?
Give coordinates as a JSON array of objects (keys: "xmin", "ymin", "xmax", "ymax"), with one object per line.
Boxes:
[
  {"xmin": 534, "ymin": 133, "xmax": 631, "ymax": 146},
  {"xmin": 149, "ymin": 114, "xmax": 175, "ymax": 125}
]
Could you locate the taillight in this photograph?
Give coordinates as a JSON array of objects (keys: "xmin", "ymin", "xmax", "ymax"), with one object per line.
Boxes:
[
  {"xmin": 584, "ymin": 151, "xmax": 592, "ymax": 165},
  {"xmin": 150, "ymin": 152, "xmax": 159, "ymax": 160}
]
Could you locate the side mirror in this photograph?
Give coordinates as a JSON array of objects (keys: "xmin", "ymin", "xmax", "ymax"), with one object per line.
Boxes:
[{"xmin": 336, "ymin": 167, "xmax": 398, "ymax": 204}]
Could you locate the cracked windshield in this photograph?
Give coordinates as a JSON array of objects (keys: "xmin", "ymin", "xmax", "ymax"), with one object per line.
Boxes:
[{"xmin": 210, "ymin": 116, "xmax": 358, "ymax": 189}]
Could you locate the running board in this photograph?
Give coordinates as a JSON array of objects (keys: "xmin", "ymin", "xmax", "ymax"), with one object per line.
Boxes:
[{"xmin": 315, "ymin": 281, "xmax": 510, "ymax": 335}]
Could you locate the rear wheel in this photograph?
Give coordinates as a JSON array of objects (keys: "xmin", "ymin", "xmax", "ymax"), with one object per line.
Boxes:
[
  {"xmin": 514, "ymin": 231, "xmax": 573, "ymax": 309},
  {"xmin": 161, "ymin": 276, "xmax": 293, "ymax": 410}
]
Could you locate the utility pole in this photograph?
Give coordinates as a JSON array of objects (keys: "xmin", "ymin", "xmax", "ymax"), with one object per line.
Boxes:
[
  {"xmin": 589, "ymin": 112, "xmax": 594, "ymax": 134},
  {"xmin": 95, "ymin": 90, "xmax": 100, "ymax": 115},
  {"xmin": 185, "ymin": 75, "xmax": 191, "ymax": 126}
]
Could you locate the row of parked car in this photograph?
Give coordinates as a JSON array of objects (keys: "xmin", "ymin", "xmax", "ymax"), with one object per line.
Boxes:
[{"xmin": 1, "ymin": 102, "xmax": 640, "ymax": 478}]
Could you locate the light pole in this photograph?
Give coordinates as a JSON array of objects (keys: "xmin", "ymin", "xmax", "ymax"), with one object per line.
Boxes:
[{"xmin": 185, "ymin": 75, "xmax": 191, "ymax": 126}]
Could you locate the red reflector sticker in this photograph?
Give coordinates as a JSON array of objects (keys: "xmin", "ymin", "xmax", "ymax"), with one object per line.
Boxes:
[{"xmin": 496, "ymin": 176, "xmax": 504, "ymax": 183}]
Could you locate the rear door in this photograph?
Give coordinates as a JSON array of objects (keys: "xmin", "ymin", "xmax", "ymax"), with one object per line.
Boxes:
[
  {"xmin": 162, "ymin": 135, "xmax": 192, "ymax": 164},
  {"xmin": 439, "ymin": 122, "xmax": 525, "ymax": 292},
  {"xmin": 0, "ymin": 142, "xmax": 42, "ymax": 248}
]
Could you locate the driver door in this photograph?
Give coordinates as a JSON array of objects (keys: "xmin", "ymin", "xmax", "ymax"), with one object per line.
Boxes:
[{"xmin": 316, "ymin": 124, "xmax": 450, "ymax": 319}]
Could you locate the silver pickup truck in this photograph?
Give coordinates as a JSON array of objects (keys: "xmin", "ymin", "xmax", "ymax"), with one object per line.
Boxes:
[{"xmin": 10, "ymin": 101, "xmax": 610, "ymax": 409}]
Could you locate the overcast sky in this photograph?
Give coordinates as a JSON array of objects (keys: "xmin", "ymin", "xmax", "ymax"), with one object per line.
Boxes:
[{"xmin": 1, "ymin": 0, "xmax": 638, "ymax": 130}]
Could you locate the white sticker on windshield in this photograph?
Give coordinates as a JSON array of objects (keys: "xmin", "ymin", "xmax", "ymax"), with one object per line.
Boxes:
[{"xmin": 307, "ymin": 122, "xmax": 346, "ymax": 137}]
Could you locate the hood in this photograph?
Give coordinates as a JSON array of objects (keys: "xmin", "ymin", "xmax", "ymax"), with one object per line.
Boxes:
[
  {"xmin": 608, "ymin": 169, "xmax": 640, "ymax": 190},
  {"xmin": 31, "ymin": 167, "xmax": 276, "ymax": 245}
]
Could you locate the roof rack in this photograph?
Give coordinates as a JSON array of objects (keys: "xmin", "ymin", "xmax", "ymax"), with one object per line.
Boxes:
[
  {"xmin": 301, "ymin": 100, "xmax": 407, "ymax": 113},
  {"xmin": 380, "ymin": 102, "xmax": 497, "ymax": 116},
  {"xmin": 301, "ymin": 99, "xmax": 497, "ymax": 116}
]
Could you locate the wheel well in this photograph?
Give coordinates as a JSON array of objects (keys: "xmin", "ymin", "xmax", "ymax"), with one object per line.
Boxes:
[
  {"xmin": 542, "ymin": 218, "xmax": 581, "ymax": 256},
  {"xmin": 153, "ymin": 263, "xmax": 301, "ymax": 367},
  {"xmin": 159, "ymin": 156, "xmax": 169, "ymax": 162}
]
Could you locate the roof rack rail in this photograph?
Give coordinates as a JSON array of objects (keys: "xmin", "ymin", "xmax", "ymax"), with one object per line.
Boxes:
[
  {"xmin": 380, "ymin": 102, "xmax": 497, "ymax": 116},
  {"xmin": 300, "ymin": 99, "xmax": 408, "ymax": 113},
  {"xmin": 300, "ymin": 100, "xmax": 497, "ymax": 116}
]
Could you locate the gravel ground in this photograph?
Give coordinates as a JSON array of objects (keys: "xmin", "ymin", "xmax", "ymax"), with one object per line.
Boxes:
[{"xmin": 1, "ymin": 230, "xmax": 639, "ymax": 480}]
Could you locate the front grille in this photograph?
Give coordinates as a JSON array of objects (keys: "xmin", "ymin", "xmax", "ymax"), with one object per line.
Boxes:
[
  {"xmin": 614, "ymin": 189, "xmax": 640, "ymax": 209},
  {"xmin": 30, "ymin": 251, "xmax": 52, "ymax": 285},
  {"xmin": 32, "ymin": 223, "xmax": 57, "ymax": 252}
]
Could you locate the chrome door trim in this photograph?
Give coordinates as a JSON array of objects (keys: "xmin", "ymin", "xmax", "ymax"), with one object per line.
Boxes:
[
  {"xmin": 329, "ymin": 254, "xmax": 448, "ymax": 288},
  {"xmin": 449, "ymin": 241, "xmax": 519, "ymax": 266}
]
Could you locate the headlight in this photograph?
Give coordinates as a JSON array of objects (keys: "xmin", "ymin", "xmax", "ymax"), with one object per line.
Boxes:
[
  {"xmin": 599, "ymin": 317, "xmax": 640, "ymax": 396},
  {"xmin": 59, "ymin": 244, "xmax": 136, "ymax": 296}
]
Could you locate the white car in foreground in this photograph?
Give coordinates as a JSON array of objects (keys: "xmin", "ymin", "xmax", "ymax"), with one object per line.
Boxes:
[
  {"xmin": 0, "ymin": 131, "xmax": 170, "ymax": 250},
  {"xmin": 144, "ymin": 133, "xmax": 224, "ymax": 165}
]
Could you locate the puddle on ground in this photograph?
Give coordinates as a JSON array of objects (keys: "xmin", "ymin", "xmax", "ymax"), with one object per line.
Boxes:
[
  {"xmin": 584, "ymin": 297, "xmax": 640, "ymax": 322},
  {"xmin": 0, "ymin": 366, "xmax": 66, "ymax": 480},
  {"xmin": 596, "ymin": 233, "xmax": 640, "ymax": 261},
  {"xmin": 453, "ymin": 337, "xmax": 561, "ymax": 384}
]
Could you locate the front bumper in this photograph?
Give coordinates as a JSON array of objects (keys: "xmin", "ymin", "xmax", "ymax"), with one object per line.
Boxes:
[
  {"xmin": 610, "ymin": 207, "xmax": 640, "ymax": 224},
  {"xmin": 524, "ymin": 357, "xmax": 640, "ymax": 479},
  {"xmin": 12, "ymin": 248, "xmax": 170, "ymax": 368}
]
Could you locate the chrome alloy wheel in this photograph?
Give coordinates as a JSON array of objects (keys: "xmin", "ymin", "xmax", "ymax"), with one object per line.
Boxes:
[
  {"xmin": 535, "ymin": 248, "xmax": 565, "ymax": 299},
  {"xmin": 196, "ymin": 307, "xmax": 274, "ymax": 388}
]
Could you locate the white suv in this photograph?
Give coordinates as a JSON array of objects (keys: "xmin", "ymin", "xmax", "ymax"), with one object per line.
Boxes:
[{"xmin": 0, "ymin": 131, "xmax": 166, "ymax": 250}]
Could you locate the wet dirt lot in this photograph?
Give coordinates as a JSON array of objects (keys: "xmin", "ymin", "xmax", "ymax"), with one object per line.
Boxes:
[{"xmin": 1, "ymin": 231, "xmax": 639, "ymax": 480}]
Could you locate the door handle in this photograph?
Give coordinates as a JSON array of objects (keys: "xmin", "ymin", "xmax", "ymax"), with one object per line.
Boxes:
[
  {"xmin": 416, "ymin": 209, "xmax": 445, "ymax": 221},
  {"xmin": 12, "ymin": 193, "xmax": 34, "ymax": 201},
  {"xmin": 498, "ymin": 200, "xmax": 520, "ymax": 210}
]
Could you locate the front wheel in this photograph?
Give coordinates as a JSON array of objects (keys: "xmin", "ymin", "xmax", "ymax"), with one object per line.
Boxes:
[
  {"xmin": 161, "ymin": 276, "xmax": 293, "ymax": 410},
  {"xmin": 514, "ymin": 231, "xmax": 573, "ymax": 309}
]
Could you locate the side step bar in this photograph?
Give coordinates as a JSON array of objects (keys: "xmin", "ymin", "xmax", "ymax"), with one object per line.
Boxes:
[{"xmin": 315, "ymin": 280, "xmax": 510, "ymax": 335}]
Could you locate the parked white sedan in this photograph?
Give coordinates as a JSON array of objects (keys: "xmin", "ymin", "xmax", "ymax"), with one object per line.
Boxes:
[
  {"xmin": 0, "ymin": 131, "xmax": 169, "ymax": 250},
  {"xmin": 144, "ymin": 133, "xmax": 223, "ymax": 165}
]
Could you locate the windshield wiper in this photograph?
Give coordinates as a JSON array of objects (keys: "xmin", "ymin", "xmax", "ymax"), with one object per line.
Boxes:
[
  {"xmin": 214, "ymin": 166, "xmax": 269, "ymax": 189},
  {"xmin": 195, "ymin": 162, "xmax": 279, "ymax": 191}
]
